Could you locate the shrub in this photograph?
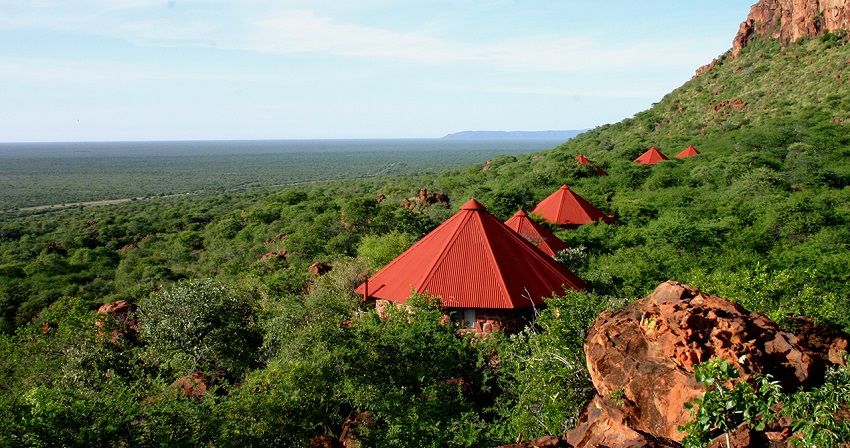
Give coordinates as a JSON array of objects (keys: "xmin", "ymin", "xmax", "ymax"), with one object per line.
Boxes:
[{"xmin": 138, "ymin": 279, "xmax": 262, "ymax": 380}]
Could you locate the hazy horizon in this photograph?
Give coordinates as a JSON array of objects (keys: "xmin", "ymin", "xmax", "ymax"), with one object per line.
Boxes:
[{"xmin": 1, "ymin": 1, "xmax": 752, "ymax": 142}]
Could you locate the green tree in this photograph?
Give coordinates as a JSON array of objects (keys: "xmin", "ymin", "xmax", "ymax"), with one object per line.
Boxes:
[
  {"xmin": 357, "ymin": 231, "xmax": 416, "ymax": 270},
  {"xmin": 138, "ymin": 279, "xmax": 262, "ymax": 380}
]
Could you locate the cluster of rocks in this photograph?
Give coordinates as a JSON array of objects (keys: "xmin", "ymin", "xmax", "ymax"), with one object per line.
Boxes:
[
  {"xmin": 95, "ymin": 300, "xmax": 138, "ymax": 343},
  {"xmin": 259, "ymin": 248, "xmax": 289, "ymax": 262},
  {"xmin": 505, "ymin": 281, "xmax": 848, "ymax": 448},
  {"xmin": 712, "ymin": 98, "xmax": 748, "ymax": 113},
  {"xmin": 400, "ymin": 188, "xmax": 450, "ymax": 210}
]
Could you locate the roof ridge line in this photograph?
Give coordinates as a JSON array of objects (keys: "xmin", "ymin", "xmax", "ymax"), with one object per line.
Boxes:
[
  {"xmin": 478, "ymin": 212, "xmax": 513, "ymax": 308},
  {"xmin": 497, "ymin": 211, "xmax": 583, "ymax": 299}
]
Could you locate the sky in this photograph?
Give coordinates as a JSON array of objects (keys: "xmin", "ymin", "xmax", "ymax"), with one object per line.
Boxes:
[{"xmin": 0, "ymin": 1, "xmax": 754, "ymax": 142}]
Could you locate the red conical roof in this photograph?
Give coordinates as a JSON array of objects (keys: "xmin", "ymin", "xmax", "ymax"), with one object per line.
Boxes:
[
  {"xmin": 634, "ymin": 146, "xmax": 669, "ymax": 165},
  {"xmin": 675, "ymin": 145, "xmax": 701, "ymax": 159},
  {"xmin": 354, "ymin": 198, "xmax": 584, "ymax": 309},
  {"xmin": 575, "ymin": 153, "xmax": 608, "ymax": 175},
  {"xmin": 532, "ymin": 185, "xmax": 614, "ymax": 227},
  {"xmin": 505, "ymin": 210, "xmax": 569, "ymax": 257}
]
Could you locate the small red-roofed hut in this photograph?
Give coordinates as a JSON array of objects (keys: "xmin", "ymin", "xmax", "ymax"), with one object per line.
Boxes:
[
  {"xmin": 532, "ymin": 185, "xmax": 615, "ymax": 228},
  {"xmin": 355, "ymin": 199, "xmax": 584, "ymax": 334},
  {"xmin": 505, "ymin": 210, "xmax": 569, "ymax": 257},
  {"xmin": 575, "ymin": 154, "xmax": 608, "ymax": 176},
  {"xmin": 634, "ymin": 147, "xmax": 669, "ymax": 165},
  {"xmin": 675, "ymin": 146, "xmax": 701, "ymax": 159}
]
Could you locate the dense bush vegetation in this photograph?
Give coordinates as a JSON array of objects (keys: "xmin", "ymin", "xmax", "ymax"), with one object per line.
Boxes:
[
  {"xmin": 0, "ymin": 36, "xmax": 848, "ymax": 445},
  {"xmin": 0, "ymin": 140, "xmax": 556, "ymax": 210}
]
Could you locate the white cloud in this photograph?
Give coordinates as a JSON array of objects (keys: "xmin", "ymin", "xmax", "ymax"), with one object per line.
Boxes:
[
  {"xmin": 0, "ymin": 3, "xmax": 716, "ymax": 74},
  {"xmin": 235, "ymin": 10, "xmax": 710, "ymax": 72},
  {"xmin": 0, "ymin": 58, "xmax": 273, "ymax": 84},
  {"xmin": 242, "ymin": 10, "xmax": 471, "ymax": 64}
]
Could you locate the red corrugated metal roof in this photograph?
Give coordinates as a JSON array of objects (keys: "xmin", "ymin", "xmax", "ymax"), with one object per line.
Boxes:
[
  {"xmin": 354, "ymin": 199, "xmax": 584, "ymax": 309},
  {"xmin": 576, "ymin": 154, "xmax": 608, "ymax": 176},
  {"xmin": 675, "ymin": 145, "xmax": 701, "ymax": 158},
  {"xmin": 504, "ymin": 210, "xmax": 569, "ymax": 257},
  {"xmin": 634, "ymin": 146, "xmax": 669, "ymax": 165},
  {"xmin": 532, "ymin": 185, "xmax": 614, "ymax": 227}
]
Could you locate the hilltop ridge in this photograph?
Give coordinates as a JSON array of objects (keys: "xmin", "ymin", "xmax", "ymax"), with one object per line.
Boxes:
[{"xmin": 733, "ymin": 0, "xmax": 850, "ymax": 57}]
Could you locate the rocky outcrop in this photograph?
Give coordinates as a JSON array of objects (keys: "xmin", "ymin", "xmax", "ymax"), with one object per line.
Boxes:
[
  {"xmin": 566, "ymin": 280, "xmax": 849, "ymax": 447},
  {"xmin": 401, "ymin": 188, "xmax": 450, "ymax": 210},
  {"xmin": 309, "ymin": 261, "xmax": 333, "ymax": 277},
  {"xmin": 171, "ymin": 371, "xmax": 210, "ymax": 397},
  {"xmin": 565, "ymin": 396, "xmax": 674, "ymax": 447},
  {"xmin": 95, "ymin": 300, "xmax": 137, "ymax": 342},
  {"xmin": 732, "ymin": 0, "xmax": 850, "ymax": 57},
  {"xmin": 694, "ymin": 58, "xmax": 721, "ymax": 77},
  {"xmin": 260, "ymin": 248, "xmax": 289, "ymax": 262}
]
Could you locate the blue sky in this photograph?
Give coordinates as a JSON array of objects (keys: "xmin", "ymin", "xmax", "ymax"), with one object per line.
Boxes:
[{"xmin": 0, "ymin": 1, "xmax": 753, "ymax": 142}]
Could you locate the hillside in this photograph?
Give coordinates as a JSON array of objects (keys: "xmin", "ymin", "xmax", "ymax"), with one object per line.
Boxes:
[
  {"xmin": 1, "ymin": 2, "xmax": 849, "ymax": 446},
  {"xmin": 422, "ymin": 28, "xmax": 850, "ymax": 316}
]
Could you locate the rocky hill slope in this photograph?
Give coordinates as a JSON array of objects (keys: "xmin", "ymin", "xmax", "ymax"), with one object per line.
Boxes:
[{"xmin": 733, "ymin": 0, "xmax": 850, "ymax": 57}]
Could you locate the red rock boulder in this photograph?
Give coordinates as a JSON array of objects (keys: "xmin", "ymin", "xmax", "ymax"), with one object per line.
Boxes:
[
  {"xmin": 309, "ymin": 262, "xmax": 333, "ymax": 277},
  {"xmin": 171, "ymin": 371, "xmax": 210, "ymax": 398},
  {"xmin": 95, "ymin": 300, "xmax": 138, "ymax": 342},
  {"xmin": 570, "ymin": 280, "xmax": 849, "ymax": 445},
  {"xmin": 565, "ymin": 396, "xmax": 675, "ymax": 448}
]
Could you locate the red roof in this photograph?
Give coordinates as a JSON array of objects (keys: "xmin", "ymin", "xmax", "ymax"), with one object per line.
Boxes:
[
  {"xmin": 504, "ymin": 210, "xmax": 569, "ymax": 257},
  {"xmin": 634, "ymin": 146, "xmax": 669, "ymax": 165},
  {"xmin": 532, "ymin": 185, "xmax": 614, "ymax": 227},
  {"xmin": 576, "ymin": 154, "xmax": 608, "ymax": 176},
  {"xmin": 675, "ymin": 145, "xmax": 701, "ymax": 158},
  {"xmin": 354, "ymin": 199, "xmax": 584, "ymax": 309}
]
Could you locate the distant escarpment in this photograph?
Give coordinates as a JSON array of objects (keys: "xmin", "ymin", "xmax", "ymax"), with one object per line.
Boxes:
[{"xmin": 733, "ymin": 0, "xmax": 850, "ymax": 57}]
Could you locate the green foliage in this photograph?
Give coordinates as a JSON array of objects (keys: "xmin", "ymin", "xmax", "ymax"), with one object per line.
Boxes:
[
  {"xmin": 553, "ymin": 245, "xmax": 588, "ymax": 272},
  {"xmin": 784, "ymin": 360, "xmax": 850, "ymax": 447},
  {"xmin": 681, "ymin": 358, "xmax": 850, "ymax": 448},
  {"xmin": 0, "ymin": 141, "xmax": 557, "ymax": 211},
  {"xmin": 357, "ymin": 231, "xmax": 417, "ymax": 270},
  {"xmin": 494, "ymin": 291, "xmax": 621, "ymax": 439},
  {"xmin": 0, "ymin": 31, "xmax": 848, "ymax": 447},
  {"xmin": 138, "ymin": 279, "xmax": 262, "ymax": 380},
  {"xmin": 681, "ymin": 359, "xmax": 783, "ymax": 448},
  {"xmin": 339, "ymin": 294, "xmax": 491, "ymax": 448}
]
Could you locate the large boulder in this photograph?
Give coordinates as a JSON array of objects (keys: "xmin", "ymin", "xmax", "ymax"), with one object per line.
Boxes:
[
  {"xmin": 569, "ymin": 280, "xmax": 849, "ymax": 445},
  {"xmin": 565, "ymin": 396, "xmax": 675, "ymax": 448}
]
